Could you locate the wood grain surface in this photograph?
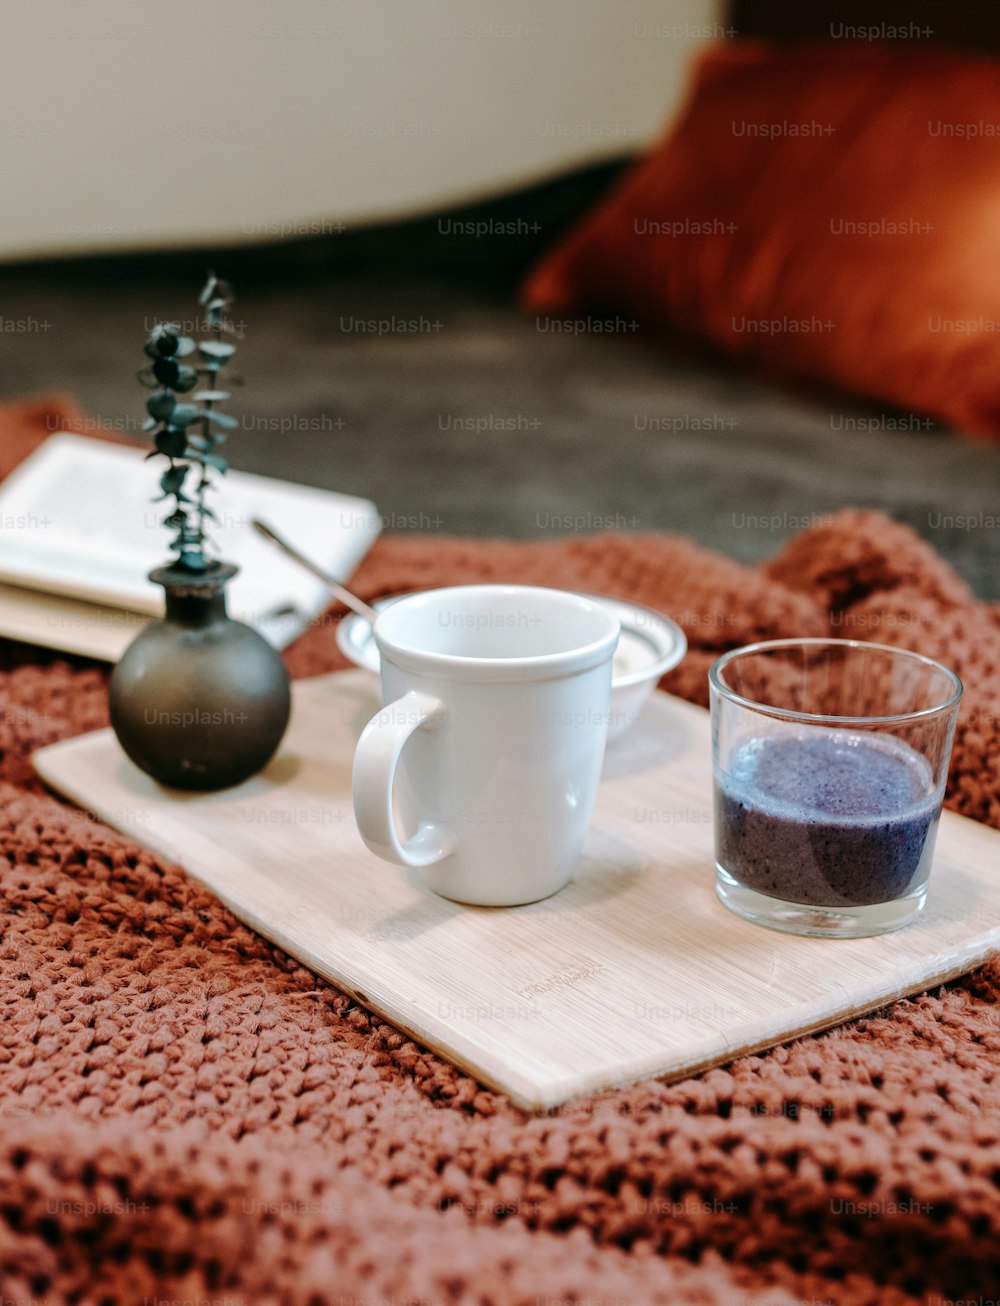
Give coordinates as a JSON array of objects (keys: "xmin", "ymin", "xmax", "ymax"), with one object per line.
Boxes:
[{"xmin": 33, "ymin": 671, "xmax": 1000, "ymax": 1110}]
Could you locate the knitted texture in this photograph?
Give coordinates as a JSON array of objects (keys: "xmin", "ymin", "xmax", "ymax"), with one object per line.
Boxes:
[{"xmin": 0, "ymin": 400, "xmax": 998, "ymax": 1306}]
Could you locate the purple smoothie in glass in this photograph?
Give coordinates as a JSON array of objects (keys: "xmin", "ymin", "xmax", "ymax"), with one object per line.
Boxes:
[{"xmin": 714, "ymin": 730, "xmax": 941, "ymax": 907}]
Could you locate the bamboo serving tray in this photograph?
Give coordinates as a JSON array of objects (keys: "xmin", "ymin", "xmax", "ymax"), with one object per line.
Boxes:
[{"xmin": 33, "ymin": 670, "xmax": 1000, "ymax": 1111}]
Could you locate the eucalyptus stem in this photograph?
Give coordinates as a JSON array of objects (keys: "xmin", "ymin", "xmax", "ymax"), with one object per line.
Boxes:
[{"xmin": 139, "ymin": 273, "xmax": 239, "ymax": 572}]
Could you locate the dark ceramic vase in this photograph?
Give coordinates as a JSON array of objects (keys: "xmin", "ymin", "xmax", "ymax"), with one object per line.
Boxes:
[{"xmin": 109, "ymin": 562, "xmax": 291, "ymax": 791}]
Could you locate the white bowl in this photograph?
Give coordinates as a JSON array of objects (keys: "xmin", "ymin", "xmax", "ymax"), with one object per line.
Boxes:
[{"xmin": 336, "ymin": 589, "xmax": 686, "ymax": 741}]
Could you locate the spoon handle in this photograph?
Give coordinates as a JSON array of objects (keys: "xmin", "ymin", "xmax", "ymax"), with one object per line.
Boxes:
[{"xmin": 251, "ymin": 519, "xmax": 379, "ymax": 625}]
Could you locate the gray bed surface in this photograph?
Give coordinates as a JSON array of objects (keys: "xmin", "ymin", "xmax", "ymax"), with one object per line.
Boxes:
[{"xmin": 2, "ymin": 160, "xmax": 997, "ymax": 599}]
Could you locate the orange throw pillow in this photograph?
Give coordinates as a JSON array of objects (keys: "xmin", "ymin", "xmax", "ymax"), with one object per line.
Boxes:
[{"xmin": 522, "ymin": 41, "xmax": 1000, "ymax": 438}]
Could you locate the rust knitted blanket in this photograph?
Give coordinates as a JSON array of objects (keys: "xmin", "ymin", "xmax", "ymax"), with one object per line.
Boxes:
[{"xmin": 0, "ymin": 397, "xmax": 998, "ymax": 1306}]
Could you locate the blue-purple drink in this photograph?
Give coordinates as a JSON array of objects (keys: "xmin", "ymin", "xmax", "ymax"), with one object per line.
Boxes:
[{"xmin": 715, "ymin": 729, "xmax": 941, "ymax": 908}]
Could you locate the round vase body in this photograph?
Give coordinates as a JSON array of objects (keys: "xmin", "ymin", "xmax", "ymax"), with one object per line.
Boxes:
[{"xmin": 109, "ymin": 564, "xmax": 291, "ymax": 790}]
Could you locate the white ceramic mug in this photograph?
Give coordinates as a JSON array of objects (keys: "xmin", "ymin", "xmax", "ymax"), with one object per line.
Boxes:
[{"xmin": 352, "ymin": 585, "xmax": 620, "ymax": 906}]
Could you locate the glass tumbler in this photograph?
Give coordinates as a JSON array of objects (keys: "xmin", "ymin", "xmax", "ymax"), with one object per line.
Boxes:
[{"xmin": 709, "ymin": 638, "xmax": 962, "ymax": 938}]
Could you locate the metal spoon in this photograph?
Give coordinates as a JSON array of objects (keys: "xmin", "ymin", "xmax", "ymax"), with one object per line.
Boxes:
[{"xmin": 251, "ymin": 518, "xmax": 379, "ymax": 624}]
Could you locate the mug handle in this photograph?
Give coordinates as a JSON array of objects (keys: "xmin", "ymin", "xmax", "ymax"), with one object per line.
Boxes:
[{"xmin": 352, "ymin": 691, "xmax": 458, "ymax": 867}]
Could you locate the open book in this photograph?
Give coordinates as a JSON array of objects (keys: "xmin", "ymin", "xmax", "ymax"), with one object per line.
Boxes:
[{"xmin": 0, "ymin": 434, "xmax": 382, "ymax": 660}]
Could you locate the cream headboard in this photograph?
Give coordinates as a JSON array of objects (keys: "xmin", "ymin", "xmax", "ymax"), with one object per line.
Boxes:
[{"xmin": 2, "ymin": 0, "xmax": 723, "ymax": 260}]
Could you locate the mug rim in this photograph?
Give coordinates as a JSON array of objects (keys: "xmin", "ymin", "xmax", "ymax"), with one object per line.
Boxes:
[
  {"xmin": 373, "ymin": 583, "xmax": 620, "ymax": 683},
  {"xmin": 709, "ymin": 637, "xmax": 963, "ymax": 726}
]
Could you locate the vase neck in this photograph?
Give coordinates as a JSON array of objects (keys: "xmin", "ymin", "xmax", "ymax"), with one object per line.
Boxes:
[
  {"xmin": 149, "ymin": 562, "xmax": 237, "ymax": 628},
  {"xmin": 162, "ymin": 586, "xmax": 229, "ymax": 627}
]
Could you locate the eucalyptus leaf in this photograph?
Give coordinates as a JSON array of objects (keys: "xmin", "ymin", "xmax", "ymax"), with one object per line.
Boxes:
[
  {"xmin": 198, "ymin": 341, "xmax": 236, "ymax": 362},
  {"xmin": 192, "ymin": 389, "xmax": 230, "ymax": 403},
  {"xmin": 205, "ymin": 410, "xmax": 238, "ymax": 430},
  {"xmin": 174, "ymin": 365, "xmax": 198, "ymax": 393},
  {"xmin": 160, "ymin": 465, "xmax": 188, "ymax": 494},
  {"xmin": 169, "ymin": 403, "xmax": 202, "ymax": 427},
  {"xmin": 155, "ymin": 427, "xmax": 187, "ymax": 458},
  {"xmin": 174, "ymin": 336, "xmax": 196, "ymax": 357},
  {"xmin": 152, "ymin": 357, "xmax": 179, "ymax": 386},
  {"xmin": 146, "ymin": 390, "xmax": 176, "ymax": 420},
  {"xmin": 154, "ymin": 331, "xmax": 179, "ymax": 359},
  {"xmin": 150, "ymin": 321, "xmax": 181, "ymax": 340}
]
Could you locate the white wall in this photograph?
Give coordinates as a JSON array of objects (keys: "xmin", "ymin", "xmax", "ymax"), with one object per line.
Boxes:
[{"xmin": 1, "ymin": 0, "xmax": 724, "ymax": 260}]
